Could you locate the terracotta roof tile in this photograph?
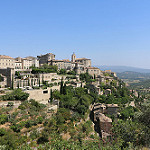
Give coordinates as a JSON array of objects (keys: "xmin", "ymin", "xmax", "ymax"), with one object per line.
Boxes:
[{"xmin": 0, "ymin": 55, "xmax": 14, "ymax": 59}]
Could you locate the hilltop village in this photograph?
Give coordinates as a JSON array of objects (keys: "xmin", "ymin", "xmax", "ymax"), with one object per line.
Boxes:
[
  {"xmin": 0, "ymin": 52, "xmax": 117, "ymax": 89},
  {"xmin": 0, "ymin": 53, "xmax": 149, "ymax": 149}
]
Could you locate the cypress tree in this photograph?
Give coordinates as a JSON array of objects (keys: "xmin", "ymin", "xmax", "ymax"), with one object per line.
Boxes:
[
  {"xmin": 63, "ymin": 82, "xmax": 67, "ymax": 95},
  {"xmin": 23, "ymin": 80, "xmax": 25, "ymax": 87},
  {"xmin": 34, "ymin": 79, "xmax": 36, "ymax": 85},
  {"xmin": 17, "ymin": 81, "xmax": 19, "ymax": 88},
  {"xmin": 50, "ymin": 89, "xmax": 53, "ymax": 103},
  {"xmin": 42, "ymin": 75, "xmax": 44, "ymax": 85},
  {"xmin": 31, "ymin": 79, "xmax": 33, "ymax": 87},
  {"xmin": 60, "ymin": 78, "xmax": 64, "ymax": 94},
  {"xmin": 94, "ymin": 74, "xmax": 96, "ymax": 79},
  {"xmin": 11, "ymin": 75, "xmax": 14, "ymax": 89},
  {"xmin": 39, "ymin": 78, "xmax": 40, "ymax": 87},
  {"xmin": 28, "ymin": 79, "xmax": 30, "ymax": 86}
]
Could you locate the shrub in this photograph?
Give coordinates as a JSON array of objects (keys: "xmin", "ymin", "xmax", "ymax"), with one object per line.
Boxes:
[
  {"xmin": 0, "ymin": 114, "xmax": 8, "ymax": 124},
  {"xmin": 36, "ymin": 116, "xmax": 44, "ymax": 124},
  {"xmin": 10, "ymin": 124, "xmax": 22, "ymax": 132},
  {"xmin": 7, "ymin": 102, "xmax": 14, "ymax": 107},
  {"xmin": 0, "ymin": 128, "xmax": 6, "ymax": 136},
  {"xmin": 2, "ymin": 89, "xmax": 29, "ymax": 101}
]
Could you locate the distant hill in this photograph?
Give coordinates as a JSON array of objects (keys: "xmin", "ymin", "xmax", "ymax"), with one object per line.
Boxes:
[
  {"xmin": 117, "ymin": 71, "xmax": 150, "ymax": 81},
  {"xmin": 96, "ymin": 65, "xmax": 150, "ymax": 73},
  {"xmin": 130, "ymin": 79, "xmax": 150, "ymax": 89}
]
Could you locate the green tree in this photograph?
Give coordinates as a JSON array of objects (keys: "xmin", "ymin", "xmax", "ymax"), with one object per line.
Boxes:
[
  {"xmin": 11, "ymin": 75, "xmax": 14, "ymax": 89},
  {"xmin": 58, "ymin": 69, "xmax": 66, "ymax": 75},
  {"xmin": 38, "ymin": 78, "xmax": 40, "ymax": 87},
  {"xmin": 60, "ymin": 78, "xmax": 64, "ymax": 94},
  {"xmin": 0, "ymin": 114, "xmax": 8, "ymax": 124},
  {"xmin": 50, "ymin": 89, "xmax": 53, "ymax": 103}
]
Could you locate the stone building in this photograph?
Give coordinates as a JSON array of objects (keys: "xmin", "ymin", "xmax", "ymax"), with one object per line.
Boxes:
[
  {"xmin": 75, "ymin": 58, "xmax": 91, "ymax": 67},
  {"xmin": 15, "ymin": 56, "xmax": 39, "ymax": 70},
  {"xmin": 74, "ymin": 63, "xmax": 86, "ymax": 74},
  {"xmin": 37, "ymin": 53, "xmax": 55, "ymax": 66},
  {"xmin": 86, "ymin": 67, "xmax": 103, "ymax": 78},
  {"xmin": 26, "ymin": 56, "xmax": 39, "ymax": 68},
  {"xmin": 36, "ymin": 73, "xmax": 61, "ymax": 84},
  {"xmin": 106, "ymin": 104, "xmax": 119, "ymax": 115},
  {"xmin": 92, "ymin": 103, "xmax": 119, "ymax": 119},
  {"xmin": 97, "ymin": 113, "xmax": 112, "ymax": 138},
  {"xmin": 0, "ymin": 55, "xmax": 15, "ymax": 69},
  {"xmin": 0, "ymin": 68, "xmax": 15, "ymax": 88},
  {"xmin": 25, "ymin": 88, "xmax": 50, "ymax": 102},
  {"xmin": 103, "ymin": 70, "xmax": 117, "ymax": 78},
  {"xmin": 15, "ymin": 61, "xmax": 22, "ymax": 70},
  {"xmin": 71, "ymin": 53, "xmax": 91, "ymax": 67},
  {"xmin": 22, "ymin": 56, "xmax": 39, "ymax": 69},
  {"xmin": 0, "ymin": 74, "xmax": 7, "ymax": 88},
  {"xmin": 92, "ymin": 103, "xmax": 107, "ymax": 121}
]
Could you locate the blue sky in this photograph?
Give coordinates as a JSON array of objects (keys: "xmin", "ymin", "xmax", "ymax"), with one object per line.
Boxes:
[{"xmin": 0, "ymin": 0, "xmax": 150, "ymax": 68}]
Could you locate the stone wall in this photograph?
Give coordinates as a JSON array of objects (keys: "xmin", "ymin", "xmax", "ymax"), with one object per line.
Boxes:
[
  {"xmin": 0, "ymin": 68, "xmax": 15, "ymax": 87},
  {"xmin": 25, "ymin": 89, "xmax": 50, "ymax": 102},
  {"xmin": 0, "ymin": 74, "xmax": 7, "ymax": 88}
]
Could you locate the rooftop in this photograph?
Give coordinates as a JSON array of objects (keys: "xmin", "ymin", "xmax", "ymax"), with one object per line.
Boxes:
[
  {"xmin": 98, "ymin": 113, "xmax": 112, "ymax": 122},
  {"xmin": 106, "ymin": 104, "xmax": 119, "ymax": 108},
  {"xmin": 86, "ymin": 67, "xmax": 99, "ymax": 69},
  {"xmin": 0, "ymin": 55, "xmax": 14, "ymax": 59},
  {"xmin": 25, "ymin": 56, "xmax": 36, "ymax": 60},
  {"xmin": 76, "ymin": 58, "xmax": 91, "ymax": 60}
]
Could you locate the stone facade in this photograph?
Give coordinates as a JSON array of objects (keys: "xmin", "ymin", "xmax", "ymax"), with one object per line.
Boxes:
[
  {"xmin": 106, "ymin": 104, "xmax": 119, "ymax": 115},
  {"xmin": 22, "ymin": 57, "xmax": 39, "ymax": 69},
  {"xmin": 74, "ymin": 63, "xmax": 85, "ymax": 74},
  {"xmin": 38, "ymin": 53, "xmax": 55, "ymax": 66},
  {"xmin": 15, "ymin": 61, "xmax": 22, "ymax": 69},
  {"xmin": 75, "ymin": 58, "xmax": 91, "ymax": 67},
  {"xmin": 0, "ymin": 55, "xmax": 15, "ymax": 69},
  {"xmin": 25, "ymin": 88, "xmax": 50, "ymax": 102},
  {"xmin": 86, "ymin": 67, "xmax": 103, "ymax": 78},
  {"xmin": 15, "ymin": 56, "xmax": 39, "ymax": 70},
  {"xmin": 0, "ymin": 68, "xmax": 15, "ymax": 88},
  {"xmin": 71, "ymin": 53, "xmax": 76, "ymax": 62},
  {"xmin": 0, "ymin": 74, "xmax": 7, "ymax": 88},
  {"xmin": 36, "ymin": 73, "xmax": 61, "ymax": 83}
]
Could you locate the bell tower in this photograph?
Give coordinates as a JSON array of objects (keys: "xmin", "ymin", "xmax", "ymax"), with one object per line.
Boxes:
[{"xmin": 71, "ymin": 52, "xmax": 76, "ymax": 62}]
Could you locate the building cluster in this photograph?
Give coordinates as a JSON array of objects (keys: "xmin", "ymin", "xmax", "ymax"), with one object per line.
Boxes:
[
  {"xmin": 0, "ymin": 52, "xmax": 118, "ymax": 92},
  {"xmin": 0, "ymin": 55, "xmax": 39, "ymax": 70},
  {"xmin": 92, "ymin": 103, "xmax": 119, "ymax": 138}
]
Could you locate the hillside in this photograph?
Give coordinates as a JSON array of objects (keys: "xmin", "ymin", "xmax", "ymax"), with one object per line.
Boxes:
[
  {"xmin": 117, "ymin": 71, "xmax": 150, "ymax": 81},
  {"xmin": 130, "ymin": 79, "xmax": 150, "ymax": 89}
]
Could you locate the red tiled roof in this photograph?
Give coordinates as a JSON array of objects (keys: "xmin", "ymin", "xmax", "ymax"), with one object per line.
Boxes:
[{"xmin": 0, "ymin": 55, "xmax": 14, "ymax": 59}]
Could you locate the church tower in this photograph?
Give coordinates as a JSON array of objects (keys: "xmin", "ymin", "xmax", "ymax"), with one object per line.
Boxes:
[{"xmin": 71, "ymin": 52, "xmax": 76, "ymax": 62}]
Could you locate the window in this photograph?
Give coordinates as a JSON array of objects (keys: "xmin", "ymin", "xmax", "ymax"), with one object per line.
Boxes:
[{"xmin": 43, "ymin": 90, "xmax": 48, "ymax": 94}]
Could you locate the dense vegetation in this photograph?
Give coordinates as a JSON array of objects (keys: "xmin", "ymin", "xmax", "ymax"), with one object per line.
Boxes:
[
  {"xmin": 0, "ymin": 89, "xmax": 29, "ymax": 101},
  {"xmin": 30, "ymin": 64, "xmax": 58, "ymax": 74},
  {"xmin": 130, "ymin": 79, "xmax": 150, "ymax": 89}
]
